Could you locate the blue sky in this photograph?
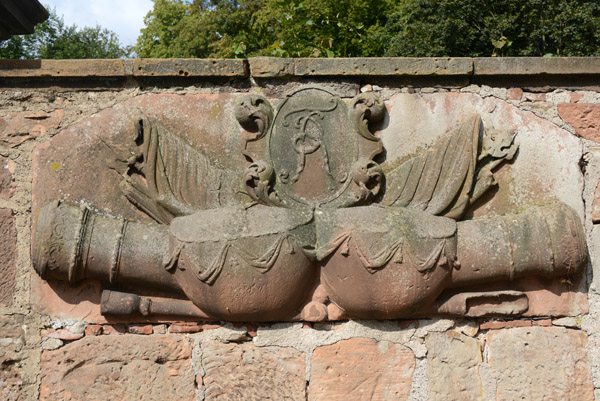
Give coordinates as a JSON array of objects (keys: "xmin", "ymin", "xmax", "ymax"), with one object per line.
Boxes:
[{"xmin": 43, "ymin": 0, "xmax": 154, "ymax": 47}]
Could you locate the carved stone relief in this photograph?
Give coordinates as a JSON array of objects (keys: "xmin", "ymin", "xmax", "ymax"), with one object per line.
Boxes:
[{"xmin": 31, "ymin": 89, "xmax": 588, "ymax": 322}]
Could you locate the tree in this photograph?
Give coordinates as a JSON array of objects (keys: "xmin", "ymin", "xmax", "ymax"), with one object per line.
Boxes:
[
  {"xmin": 252, "ymin": 0, "xmax": 394, "ymax": 57},
  {"xmin": 135, "ymin": 0, "xmax": 394, "ymax": 58},
  {"xmin": 136, "ymin": 0, "xmax": 263, "ymax": 58},
  {"xmin": 382, "ymin": 0, "xmax": 600, "ymax": 57},
  {"xmin": 0, "ymin": 7, "xmax": 129, "ymax": 59},
  {"xmin": 135, "ymin": 0, "xmax": 600, "ymax": 58}
]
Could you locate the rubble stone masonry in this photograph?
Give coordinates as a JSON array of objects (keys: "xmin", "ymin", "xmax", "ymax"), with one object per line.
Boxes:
[{"xmin": 1, "ymin": 57, "xmax": 600, "ymax": 400}]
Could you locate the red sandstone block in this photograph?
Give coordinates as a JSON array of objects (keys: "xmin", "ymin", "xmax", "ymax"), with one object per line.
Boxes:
[
  {"xmin": 309, "ymin": 338, "xmax": 415, "ymax": 401},
  {"xmin": 558, "ymin": 103, "xmax": 600, "ymax": 142},
  {"xmin": 40, "ymin": 335, "xmax": 195, "ymax": 401},
  {"xmin": 0, "ymin": 209, "xmax": 17, "ymax": 307},
  {"xmin": 202, "ymin": 341, "xmax": 305, "ymax": 400},
  {"xmin": 0, "ymin": 109, "xmax": 63, "ymax": 147},
  {"xmin": 487, "ymin": 327, "xmax": 593, "ymax": 400}
]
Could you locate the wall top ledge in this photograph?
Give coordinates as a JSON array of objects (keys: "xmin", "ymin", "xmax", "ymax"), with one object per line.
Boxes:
[{"xmin": 0, "ymin": 57, "xmax": 599, "ymax": 79}]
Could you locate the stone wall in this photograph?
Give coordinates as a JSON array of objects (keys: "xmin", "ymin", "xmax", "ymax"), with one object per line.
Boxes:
[{"xmin": 1, "ymin": 57, "xmax": 600, "ymax": 400}]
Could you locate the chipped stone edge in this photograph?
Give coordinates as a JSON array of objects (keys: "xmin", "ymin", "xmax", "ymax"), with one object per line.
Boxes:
[{"xmin": 1, "ymin": 57, "xmax": 600, "ymax": 79}]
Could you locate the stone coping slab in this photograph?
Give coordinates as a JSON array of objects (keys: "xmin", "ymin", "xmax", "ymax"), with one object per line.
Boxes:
[{"xmin": 0, "ymin": 57, "xmax": 598, "ymax": 79}]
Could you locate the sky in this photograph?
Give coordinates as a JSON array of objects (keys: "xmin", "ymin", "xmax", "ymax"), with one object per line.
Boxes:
[{"xmin": 43, "ymin": 0, "xmax": 155, "ymax": 47}]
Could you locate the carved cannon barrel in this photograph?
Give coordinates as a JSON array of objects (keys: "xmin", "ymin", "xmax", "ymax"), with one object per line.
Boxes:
[
  {"xmin": 32, "ymin": 201, "xmax": 180, "ymax": 293},
  {"xmin": 452, "ymin": 203, "xmax": 587, "ymax": 287}
]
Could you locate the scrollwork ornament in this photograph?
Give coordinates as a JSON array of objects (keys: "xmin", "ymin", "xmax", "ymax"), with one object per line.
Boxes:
[
  {"xmin": 351, "ymin": 158, "xmax": 383, "ymax": 205},
  {"xmin": 234, "ymin": 94, "xmax": 274, "ymax": 160},
  {"xmin": 244, "ymin": 160, "xmax": 281, "ymax": 206},
  {"xmin": 350, "ymin": 92, "xmax": 386, "ymax": 142}
]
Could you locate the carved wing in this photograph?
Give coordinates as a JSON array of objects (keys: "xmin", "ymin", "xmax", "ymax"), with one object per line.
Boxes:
[
  {"xmin": 382, "ymin": 115, "xmax": 481, "ymax": 220},
  {"xmin": 121, "ymin": 116, "xmax": 221, "ymax": 224}
]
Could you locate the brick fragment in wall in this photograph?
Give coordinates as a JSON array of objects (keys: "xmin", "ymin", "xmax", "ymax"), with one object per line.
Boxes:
[
  {"xmin": 426, "ymin": 331, "xmax": 483, "ymax": 401},
  {"xmin": 202, "ymin": 341, "xmax": 305, "ymax": 401},
  {"xmin": 0, "ymin": 109, "xmax": 63, "ymax": 147},
  {"xmin": 308, "ymin": 338, "xmax": 415, "ymax": 401},
  {"xmin": 40, "ymin": 335, "xmax": 195, "ymax": 401},
  {"xmin": 558, "ymin": 103, "xmax": 600, "ymax": 142},
  {"xmin": 0, "ymin": 209, "xmax": 17, "ymax": 307},
  {"xmin": 169, "ymin": 322, "xmax": 202, "ymax": 333},
  {"xmin": 487, "ymin": 326, "xmax": 594, "ymax": 401}
]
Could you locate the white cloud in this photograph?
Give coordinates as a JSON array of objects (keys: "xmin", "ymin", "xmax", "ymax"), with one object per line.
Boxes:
[{"xmin": 43, "ymin": 0, "xmax": 154, "ymax": 46}]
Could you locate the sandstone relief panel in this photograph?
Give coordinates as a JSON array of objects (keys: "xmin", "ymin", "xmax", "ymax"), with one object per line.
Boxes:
[{"xmin": 31, "ymin": 89, "xmax": 588, "ymax": 322}]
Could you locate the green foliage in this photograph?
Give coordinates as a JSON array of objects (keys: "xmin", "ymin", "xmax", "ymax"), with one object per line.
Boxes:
[
  {"xmin": 0, "ymin": 7, "xmax": 128, "ymax": 59},
  {"xmin": 382, "ymin": 0, "xmax": 600, "ymax": 57},
  {"xmin": 134, "ymin": 0, "xmax": 600, "ymax": 58},
  {"xmin": 252, "ymin": 0, "xmax": 394, "ymax": 57},
  {"xmin": 136, "ymin": 0, "xmax": 262, "ymax": 58},
  {"xmin": 136, "ymin": 0, "xmax": 394, "ymax": 58}
]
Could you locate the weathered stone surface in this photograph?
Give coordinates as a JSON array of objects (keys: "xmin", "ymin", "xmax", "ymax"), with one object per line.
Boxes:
[
  {"xmin": 1, "ymin": 353, "xmax": 23, "ymax": 401},
  {"xmin": 426, "ymin": 331, "xmax": 483, "ymax": 400},
  {"xmin": 506, "ymin": 87, "xmax": 523, "ymax": 101},
  {"xmin": 382, "ymin": 92, "xmax": 583, "ymax": 218},
  {"xmin": 0, "ymin": 315, "xmax": 25, "ymax": 342},
  {"xmin": 293, "ymin": 57, "xmax": 473, "ymax": 76},
  {"xmin": 44, "ymin": 328, "xmax": 84, "ymax": 341},
  {"xmin": 558, "ymin": 103, "xmax": 600, "ymax": 142},
  {"xmin": 31, "ymin": 93, "xmax": 247, "ymax": 321},
  {"xmin": 480, "ymin": 319, "xmax": 532, "ymax": 331},
  {"xmin": 249, "ymin": 57, "xmax": 295, "ymax": 77},
  {"xmin": 202, "ymin": 341, "xmax": 305, "ymax": 401},
  {"xmin": 0, "ymin": 59, "xmax": 127, "ymax": 77},
  {"xmin": 249, "ymin": 57, "xmax": 472, "ymax": 77},
  {"xmin": 308, "ymin": 338, "xmax": 415, "ymax": 401},
  {"xmin": 133, "ymin": 58, "xmax": 248, "ymax": 77},
  {"xmin": 0, "ymin": 209, "xmax": 16, "ymax": 307},
  {"xmin": 1, "ymin": 58, "xmax": 599, "ymax": 80},
  {"xmin": 40, "ymin": 335, "xmax": 195, "ymax": 401},
  {"xmin": 593, "ymin": 180, "xmax": 600, "ymax": 223},
  {"xmin": 0, "ymin": 109, "xmax": 63, "ymax": 147},
  {"xmin": 487, "ymin": 327, "xmax": 594, "ymax": 401},
  {"xmin": 474, "ymin": 57, "xmax": 600, "ymax": 75},
  {"xmin": 517, "ymin": 275, "xmax": 588, "ymax": 317},
  {"xmin": 0, "ymin": 156, "xmax": 15, "ymax": 198},
  {"xmin": 381, "ymin": 92, "xmax": 586, "ymax": 316}
]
